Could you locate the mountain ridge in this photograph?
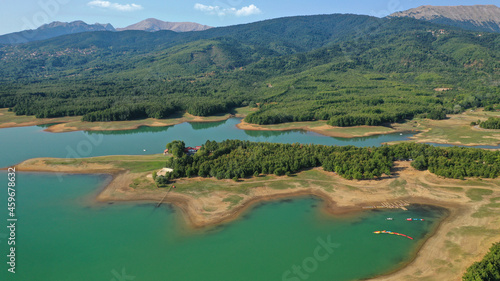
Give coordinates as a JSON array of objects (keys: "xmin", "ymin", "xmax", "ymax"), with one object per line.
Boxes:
[
  {"xmin": 389, "ymin": 5, "xmax": 500, "ymax": 33},
  {"xmin": 0, "ymin": 20, "xmax": 115, "ymax": 44},
  {"xmin": 116, "ymin": 18, "xmax": 212, "ymax": 32}
]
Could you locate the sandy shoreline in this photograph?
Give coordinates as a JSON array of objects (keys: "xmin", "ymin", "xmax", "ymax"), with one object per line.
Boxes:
[
  {"xmin": 2, "ymin": 108, "xmax": 499, "ymax": 148},
  {"xmin": 5, "ymin": 158, "xmax": 500, "ymax": 280},
  {"xmin": 1, "ymin": 111, "xmax": 403, "ymax": 138},
  {"xmin": 236, "ymin": 120, "xmax": 406, "ymax": 138},
  {"xmin": 0, "ymin": 108, "xmax": 241, "ymax": 133}
]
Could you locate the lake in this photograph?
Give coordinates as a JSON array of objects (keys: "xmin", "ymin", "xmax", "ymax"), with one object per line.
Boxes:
[
  {"xmin": 0, "ymin": 118, "xmax": 446, "ymax": 281},
  {"xmin": 0, "ymin": 118, "xmax": 414, "ymax": 167},
  {"xmin": 0, "ymin": 172, "xmax": 445, "ymax": 281}
]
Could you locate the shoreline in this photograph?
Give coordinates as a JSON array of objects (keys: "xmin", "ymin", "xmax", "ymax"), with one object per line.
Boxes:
[
  {"xmin": 0, "ymin": 107, "xmax": 242, "ymax": 133},
  {"xmin": 235, "ymin": 119, "xmax": 408, "ymax": 139},
  {"xmin": 43, "ymin": 113, "xmax": 237, "ymax": 133},
  {"xmin": 0, "ymin": 110, "xmax": 405, "ymax": 139},
  {"xmin": 2, "ymin": 107, "xmax": 499, "ymax": 147},
  {"xmin": 5, "ymin": 157, "xmax": 500, "ymax": 280}
]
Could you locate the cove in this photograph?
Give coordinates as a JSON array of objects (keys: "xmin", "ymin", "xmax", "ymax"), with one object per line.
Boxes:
[
  {"xmin": 0, "ymin": 172, "xmax": 446, "ymax": 281},
  {"xmin": 0, "ymin": 118, "xmax": 414, "ymax": 167}
]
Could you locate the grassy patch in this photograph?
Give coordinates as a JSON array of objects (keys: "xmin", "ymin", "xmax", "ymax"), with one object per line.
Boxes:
[
  {"xmin": 465, "ymin": 188, "xmax": 493, "ymax": 201},
  {"xmin": 486, "ymin": 203, "xmax": 500, "ymax": 208},
  {"xmin": 116, "ymin": 161, "xmax": 166, "ymax": 173},
  {"xmin": 203, "ymin": 206, "xmax": 217, "ymax": 212},
  {"xmin": 457, "ymin": 180, "xmax": 494, "ymax": 187},
  {"xmin": 174, "ymin": 179, "xmax": 251, "ymax": 195},
  {"xmin": 490, "ymin": 197, "xmax": 500, "ymax": 203},
  {"xmin": 231, "ymin": 106, "xmax": 255, "ymax": 116},
  {"xmin": 413, "ymin": 112, "xmax": 500, "ymax": 146},
  {"xmin": 222, "ymin": 195, "xmax": 244, "ymax": 208},
  {"xmin": 389, "ymin": 178, "xmax": 407, "ymax": 188},
  {"xmin": 344, "ymin": 185, "xmax": 359, "ymax": 191},
  {"xmin": 448, "ymin": 226, "xmax": 499, "ymax": 236},
  {"xmin": 267, "ymin": 181, "xmax": 296, "ymax": 190},
  {"xmin": 445, "ymin": 240, "xmax": 465, "ymax": 256},
  {"xmin": 45, "ymin": 159, "xmax": 81, "ymax": 165},
  {"xmin": 44, "ymin": 155, "xmax": 168, "ymax": 173},
  {"xmin": 472, "ymin": 206, "xmax": 499, "ymax": 218},
  {"xmin": 415, "ymin": 178, "xmax": 430, "ymax": 188},
  {"xmin": 129, "ymin": 177, "xmax": 155, "ymax": 189},
  {"xmin": 389, "ymin": 179, "xmax": 407, "ymax": 195},
  {"xmin": 433, "ymin": 186, "xmax": 464, "ymax": 192},
  {"xmin": 292, "ymin": 180, "xmax": 312, "ymax": 188}
]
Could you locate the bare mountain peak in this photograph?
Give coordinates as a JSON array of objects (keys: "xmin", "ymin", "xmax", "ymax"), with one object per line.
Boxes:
[
  {"xmin": 0, "ymin": 20, "xmax": 115, "ymax": 44},
  {"xmin": 117, "ymin": 18, "xmax": 212, "ymax": 32},
  {"xmin": 389, "ymin": 5, "xmax": 500, "ymax": 33},
  {"xmin": 38, "ymin": 20, "xmax": 115, "ymax": 31}
]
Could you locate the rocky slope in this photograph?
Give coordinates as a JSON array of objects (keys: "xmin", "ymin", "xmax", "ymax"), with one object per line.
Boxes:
[
  {"xmin": 389, "ymin": 5, "xmax": 500, "ymax": 33},
  {"xmin": 116, "ymin": 18, "xmax": 212, "ymax": 32}
]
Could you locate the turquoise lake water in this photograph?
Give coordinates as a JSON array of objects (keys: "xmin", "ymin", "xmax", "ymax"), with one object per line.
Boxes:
[
  {"xmin": 0, "ymin": 118, "xmax": 414, "ymax": 167},
  {"xmin": 0, "ymin": 172, "xmax": 446, "ymax": 281},
  {"xmin": 0, "ymin": 119, "xmax": 447, "ymax": 281}
]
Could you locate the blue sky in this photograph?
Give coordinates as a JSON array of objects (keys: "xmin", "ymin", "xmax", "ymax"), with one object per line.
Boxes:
[{"xmin": 1, "ymin": 0, "xmax": 498, "ymax": 35}]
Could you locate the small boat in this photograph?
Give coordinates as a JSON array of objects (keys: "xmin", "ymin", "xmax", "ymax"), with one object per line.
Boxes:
[
  {"xmin": 407, "ymin": 218, "xmax": 424, "ymax": 221},
  {"xmin": 386, "ymin": 218, "xmax": 393, "ymax": 220},
  {"xmin": 406, "ymin": 218, "xmax": 412, "ymax": 221}
]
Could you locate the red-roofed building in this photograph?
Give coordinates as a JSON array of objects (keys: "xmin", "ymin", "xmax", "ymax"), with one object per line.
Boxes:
[
  {"xmin": 184, "ymin": 146, "xmax": 200, "ymax": 154},
  {"xmin": 164, "ymin": 146, "xmax": 201, "ymax": 155}
]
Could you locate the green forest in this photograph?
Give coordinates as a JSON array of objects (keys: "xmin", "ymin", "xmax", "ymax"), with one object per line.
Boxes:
[
  {"xmin": 157, "ymin": 140, "xmax": 500, "ymax": 183},
  {"xmin": 479, "ymin": 117, "xmax": 500, "ymax": 129},
  {"xmin": 0, "ymin": 15, "xmax": 499, "ymax": 126},
  {"xmin": 462, "ymin": 242, "xmax": 500, "ymax": 280}
]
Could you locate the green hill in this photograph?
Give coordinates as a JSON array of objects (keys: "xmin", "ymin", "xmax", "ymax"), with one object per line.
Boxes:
[{"xmin": 0, "ymin": 14, "xmax": 499, "ymax": 125}]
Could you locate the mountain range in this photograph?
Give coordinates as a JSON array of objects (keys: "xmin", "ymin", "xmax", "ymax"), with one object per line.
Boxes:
[
  {"xmin": 0, "ymin": 18, "xmax": 212, "ymax": 45},
  {"xmin": 0, "ymin": 21, "xmax": 115, "ymax": 44},
  {"xmin": 390, "ymin": 5, "xmax": 500, "ymax": 33},
  {"xmin": 1, "ymin": 5, "xmax": 500, "ymax": 45},
  {"xmin": 1, "ymin": 11, "xmax": 498, "ymax": 124}
]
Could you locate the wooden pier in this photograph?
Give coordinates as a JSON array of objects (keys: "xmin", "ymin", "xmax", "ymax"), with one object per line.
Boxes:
[{"xmin": 155, "ymin": 186, "xmax": 173, "ymax": 208}]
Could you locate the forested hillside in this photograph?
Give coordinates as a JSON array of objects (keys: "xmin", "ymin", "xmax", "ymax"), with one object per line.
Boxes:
[{"xmin": 0, "ymin": 14, "xmax": 499, "ymax": 125}]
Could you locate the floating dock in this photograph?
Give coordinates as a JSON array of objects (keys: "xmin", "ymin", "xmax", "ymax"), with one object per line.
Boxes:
[{"xmin": 373, "ymin": 230, "xmax": 413, "ymax": 240}]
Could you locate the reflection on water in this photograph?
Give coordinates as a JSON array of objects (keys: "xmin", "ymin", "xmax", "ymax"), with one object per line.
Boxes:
[
  {"xmin": 85, "ymin": 125, "xmax": 171, "ymax": 135},
  {"xmin": 1, "ymin": 118, "xmax": 416, "ymax": 167},
  {"xmin": 243, "ymin": 128, "xmax": 308, "ymax": 138},
  {"xmin": 190, "ymin": 119, "xmax": 228, "ymax": 130}
]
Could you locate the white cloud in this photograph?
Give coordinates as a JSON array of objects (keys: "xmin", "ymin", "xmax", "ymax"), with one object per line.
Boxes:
[
  {"xmin": 234, "ymin": 4, "xmax": 261, "ymax": 16},
  {"xmin": 194, "ymin": 3, "xmax": 261, "ymax": 17},
  {"xmin": 88, "ymin": 0, "xmax": 143, "ymax": 12}
]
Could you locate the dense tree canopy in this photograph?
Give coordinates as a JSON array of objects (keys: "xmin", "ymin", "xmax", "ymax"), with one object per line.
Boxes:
[
  {"xmin": 463, "ymin": 242, "xmax": 500, "ymax": 281},
  {"xmin": 162, "ymin": 140, "xmax": 500, "ymax": 181},
  {"xmin": 480, "ymin": 117, "xmax": 500, "ymax": 130}
]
